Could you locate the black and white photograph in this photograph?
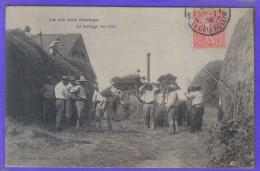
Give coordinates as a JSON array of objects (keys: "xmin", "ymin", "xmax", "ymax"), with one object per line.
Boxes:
[{"xmin": 5, "ymin": 6, "xmax": 254, "ymax": 168}]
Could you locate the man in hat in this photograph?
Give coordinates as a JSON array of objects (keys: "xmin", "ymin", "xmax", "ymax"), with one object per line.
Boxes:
[
  {"xmin": 70, "ymin": 76, "xmax": 89, "ymax": 128},
  {"xmin": 24, "ymin": 26, "xmax": 32, "ymax": 37},
  {"xmin": 185, "ymin": 86, "xmax": 193, "ymax": 126},
  {"xmin": 91, "ymin": 82, "xmax": 102, "ymax": 119},
  {"xmin": 48, "ymin": 38, "xmax": 60, "ymax": 57},
  {"xmin": 54, "ymin": 76, "xmax": 69, "ymax": 131},
  {"xmin": 154, "ymin": 88, "xmax": 166, "ymax": 127},
  {"xmin": 139, "ymin": 83, "xmax": 158, "ymax": 129},
  {"xmin": 39, "ymin": 76, "xmax": 56, "ymax": 123},
  {"xmin": 186, "ymin": 85, "xmax": 204, "ymax": 133},
  {"xmin": 165, "ymin": 85, "xmax": 179, "ymax": 134},
  {"xmin": 65, "ymin": 76, "xmax": 77, "ymax": 126}
]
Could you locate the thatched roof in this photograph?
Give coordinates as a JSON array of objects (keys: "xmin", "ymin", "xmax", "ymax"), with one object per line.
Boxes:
[{"xmin": 34, "ymin": 33, "xmax": 81, "ymax": 57}]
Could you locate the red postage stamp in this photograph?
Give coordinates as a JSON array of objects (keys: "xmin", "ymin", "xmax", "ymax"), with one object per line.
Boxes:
[
  {"xmin": 185, "ymin": 8, "xmax": 230, "ymax": 48},
  {"xmin": 193, "ymin": 31, "xmax": 226, "ymax": 48}
]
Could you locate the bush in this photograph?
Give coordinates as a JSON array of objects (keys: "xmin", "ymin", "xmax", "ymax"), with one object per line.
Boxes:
[{"xmin": 206, "ymin": 114, "xmax": 254, "ymax": 168}]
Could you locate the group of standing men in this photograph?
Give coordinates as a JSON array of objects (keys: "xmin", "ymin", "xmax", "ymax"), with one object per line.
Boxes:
[
  {"xmin": 40, "ymin": 75, "xmax": 90, "ymax": 131},
  {"xmin": 40, "ymin": 76, "xmax": 121, "ymax": 132},
  {"xmin": 138, "ymin": 83, "xmax": 204, "ymax": 134}
]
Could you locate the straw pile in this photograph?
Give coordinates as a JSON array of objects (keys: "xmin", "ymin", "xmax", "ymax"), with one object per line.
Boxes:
[
  {"xmin": 206, "ymin": 9, "xmax": 254, "ymax": 168},
  {"xmin": 219, "ymin": 9, "xmax": 254, "ymax": 117},
  {"xmin": 191, "ymin": 60, "xmax": 223, "ymax": 107},
  {"xmin": 6, "ymin": 29, "xmax": 96, "ymax": 119}
]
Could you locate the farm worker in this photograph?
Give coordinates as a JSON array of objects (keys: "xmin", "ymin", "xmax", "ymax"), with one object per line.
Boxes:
[
  {"xmin": 186, "ymin": 85, "xmax": 204, "ymax": 133},
  {"xmin": 95, "ymin": 93, "xmax": 120, "ymax": 132},
  {"xmin": 54, "ymin": 76, "xmax": 69, "ymax": 131},
  {"xmin": 111, "ymin": 89, "xmax": 121, "ymax": 121},
  {"xmin": 70, "ymin": 76, "xmax": 89, "ymax": 128},
  {"xmin": 154, "ymin": 89, "xmax": 166, "ymax": 127},
  {"xmin": 48, "ymin": 38, "xmax": 60, "ymax": 56},
  {"xmin": 110, "ymin": 82, "xmax": 118, "ymax": 95},
  {"xmin": 165, "ymin": 85, "xmax": 179, "ymax": 134},
  {"xmin": 185, "ymin": 86, "xmax": 193, "ymax": 126},
  {"xmin": 139, "ymin": 83, "xmax": 158, "ymax": 129},
  {"xmin": 65, "ymin": 76, "xmax": 77, "ymax": 126},
  {"xmin": 24, "ymin": 26, "xmax": 32, "ymax": 37},
  {"xmin": 91, "ymin": 82, "xmax": 100, "ymax": 119},
  {"xmin": 39, "ymin": 76, "xmax": 56, "ymax": 123}
]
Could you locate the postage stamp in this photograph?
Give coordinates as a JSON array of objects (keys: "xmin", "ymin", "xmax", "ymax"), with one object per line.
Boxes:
[
  {"xmin": 193, "ymin": 31, "xmax": 226, "ymax": 48},
  {"xmin": 185, "ymin": 8, "xmax": 230, "ymax": 48}
]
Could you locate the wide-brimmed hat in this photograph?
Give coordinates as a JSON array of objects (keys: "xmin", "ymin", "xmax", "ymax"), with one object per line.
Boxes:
[
  {"xmin": 25, "ymin": 26, "xmax": 31, "ymax": 32},
  {"xmin": 191, "ymin": 85, "xmax": 201, "ymax": 91},
  {"xmin": 77, "ymin": 76, "xmax": 89, "ymax": 82},
  {"xmin": 61, "ymin": 76, "xmax": 69, "ymax": 80},
  {"xmin": 69, "ymin": 76, "xmax": 76, "ymax": 81},
  {"xmin": 47, "ymin": 76, "xmax": 53, "ymax": 80}
]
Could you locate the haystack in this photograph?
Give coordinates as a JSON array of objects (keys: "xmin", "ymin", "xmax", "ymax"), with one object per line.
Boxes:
[
  {"xmin": 191, "ymin": 60, "xmax": 223, "ymax": 107},
  {"xmin": 6, "ymin": 30, "xmax": 96, "ymax": 119},
  {"xmin": 219, "ymin": 9, "xmax": 254, "ymax": 116},
  {"xmin": 206, "ymin": 9, "xmax": 254, "ymax": 168}
]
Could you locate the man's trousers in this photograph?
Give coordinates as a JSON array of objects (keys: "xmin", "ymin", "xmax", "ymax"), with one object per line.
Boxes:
[
  {"xmin": 191, "ymin": 104, "xmax": 204, "ymax": 133},
  {"xmin": 143, "ymin": 103, "xmax": 155, "ymax": 129},
  {"xmin": 56, "ymin": 99, "xmax": 66, "ymax": 130},
  {"xmin": 66, "ymin": 99, "xmax": 77, "ymax": 126},
  {"xmin": 76, "ymin": 100, "xmax": 87, "ymax": 128}
]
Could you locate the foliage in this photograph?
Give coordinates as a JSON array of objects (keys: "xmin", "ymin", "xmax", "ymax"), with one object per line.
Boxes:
[
  {"xmin": 157, "ymin": 73, "xmax": 179, "ymax": 89},
  {"xmin": 206, "ymin": 114, "xmax": 254, "ymax": 168}
]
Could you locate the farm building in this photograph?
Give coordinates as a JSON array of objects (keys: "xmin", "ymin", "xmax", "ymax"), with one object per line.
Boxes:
[{"xmin": 34, "ymin": 33, "xmax": 91, "ymax": 62}]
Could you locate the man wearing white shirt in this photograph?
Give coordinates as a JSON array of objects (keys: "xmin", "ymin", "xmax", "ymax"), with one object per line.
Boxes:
[
  {"xmin": 165, "ymin": 85, "xmax": 179, "ymax": 134},
  {"xmin": 186, "ymin": 85, "xmax": 204, "ymax": 133},
  {"xmin": 65, "ymin": 76, "xmax": 77, "ymax": 126},
  {"xmin": 139, "ymin": 83, "xmax": 158, "ymax": 129},
  {"xmin": 54, "ymin": 76, "xmax": 69, "ymax": 131},
  {"xmin": 154, "ymin": 89, "xmax": 166, "ymax": 127}
]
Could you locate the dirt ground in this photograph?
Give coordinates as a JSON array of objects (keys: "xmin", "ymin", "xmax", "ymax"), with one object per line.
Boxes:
[{"xmin": 5, "ymin": 106, "xmax": 218, "ymax": 168}]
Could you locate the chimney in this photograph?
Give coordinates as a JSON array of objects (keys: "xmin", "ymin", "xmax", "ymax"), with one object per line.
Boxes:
[{"xmin": 147, "ymin": 53, "xmax": 151, "ymax": 81}]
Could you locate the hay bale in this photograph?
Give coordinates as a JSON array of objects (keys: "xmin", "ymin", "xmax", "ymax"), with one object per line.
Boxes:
[
  {"xmin": 191, "ymin": 60, "xmax": 223, "ymax": 107},
  {"xmin": 6, "ymin": 29, "xmax": 96, "ymax": 118},
  {"xmin": 219, "ymin": 9, "xmax": 254, "ymax": 116}
]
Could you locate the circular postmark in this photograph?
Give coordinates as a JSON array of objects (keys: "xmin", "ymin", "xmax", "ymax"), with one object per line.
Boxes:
[{"xmin": 185, "ymin": 8, "xmax": 231, "ymax": 36}]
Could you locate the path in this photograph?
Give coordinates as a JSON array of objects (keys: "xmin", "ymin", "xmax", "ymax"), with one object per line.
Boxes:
[{"xmin": 5, "ymin": 107, "xmax": 217, "ymax": 168}]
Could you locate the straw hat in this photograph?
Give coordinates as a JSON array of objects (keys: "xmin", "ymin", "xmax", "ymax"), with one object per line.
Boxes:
[
  {"xmin": 77, "ymin": 76, "xmax": 89, "ymax": 82},
  {"xmin": 61, "ymin": 76, "xmax": 69, "ymax": 80},
  {"xmin": 47, "ymin": 76, "xmax": 53, "ymax": 80}
]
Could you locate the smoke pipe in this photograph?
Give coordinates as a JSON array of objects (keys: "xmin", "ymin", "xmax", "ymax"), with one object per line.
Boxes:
[{"xmin": 147, "ymin": 53, "xmax": 151, "ymax": 81}]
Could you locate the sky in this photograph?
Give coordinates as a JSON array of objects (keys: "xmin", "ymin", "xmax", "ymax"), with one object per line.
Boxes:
[{"xmin": 6, "ymin": 7, "xmax": 249, "ymax": 98}]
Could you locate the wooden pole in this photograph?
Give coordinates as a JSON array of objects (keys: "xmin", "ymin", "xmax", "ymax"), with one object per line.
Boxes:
[
  {"xmin": 203, "ymin": 69, "xmax": 233, "ymax": 98},
  {"xmin": 147, "ymin": 53, "xmax": 151, "ymax": 81},
  {"xmin": 39, "ymin": 30, "xmax": 43, "ymax": 48}
]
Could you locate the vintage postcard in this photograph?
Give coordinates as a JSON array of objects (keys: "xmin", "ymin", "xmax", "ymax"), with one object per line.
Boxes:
[{"xmin": 4, "ymin": 6, "xmax": 254, "ymax": 168}]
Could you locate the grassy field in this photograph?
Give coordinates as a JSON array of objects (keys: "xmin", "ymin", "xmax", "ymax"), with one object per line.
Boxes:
[{"xmin": 5, "ymin": 104, "xmax": 218, "ymax": 168}]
